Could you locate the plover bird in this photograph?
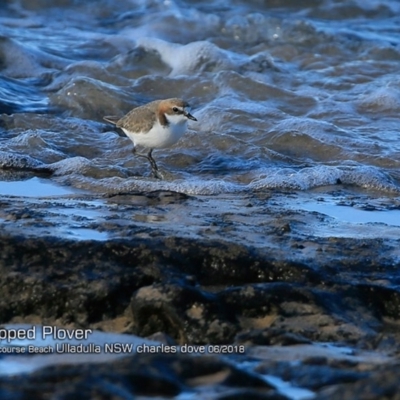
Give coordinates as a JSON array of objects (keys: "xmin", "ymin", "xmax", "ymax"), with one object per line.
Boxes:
[{"xmin": 104, "ymin": 98, "xmax": 197, "ymax": 178}]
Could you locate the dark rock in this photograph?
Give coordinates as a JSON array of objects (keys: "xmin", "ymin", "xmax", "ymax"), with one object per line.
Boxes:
[
  {"xmin": 217, "ymin": 390, "xmax": 290, "ymax": 400},
  {"xmin": 314, "ymin": 364, "xmax": 400, "ymax": 400},
  {"xmin": 237, "ymin": 328, "xmax": 311, "ymax": 346},
  {"xmin": 130, "ymin": 283, "xmax": 237, "ymax": 344},
  {"xmin": 0, "ymin": 221, "xmax": 399, "ymax": 399},
  {"xmin": 356, "ymin": 284, "xmax": 400, "ymax": 319},
  {"xmin": 0, "ymin": 353, "xmax": 280, "ymax": 399},
  {"xmin": 0, "ymin": 235, "xmax": 322, "ymax": 338},
  {"xmin": 0, "ymin": 354, "xmax": 183, "ymax": 399}
]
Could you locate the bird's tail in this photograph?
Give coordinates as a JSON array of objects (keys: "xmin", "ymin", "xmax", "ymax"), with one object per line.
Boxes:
[{"xmin": 103, "ymin": 116, "xmax": 120, "ymax": 125}]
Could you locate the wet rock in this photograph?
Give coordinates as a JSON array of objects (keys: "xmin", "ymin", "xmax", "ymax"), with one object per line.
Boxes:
[
  {"xmin": 218, "ymin": 391, "xmax": 290, "ymax": 400},
  {"xmin": 237, "ymin": 328, "xmax": 312, "ymax": 346},
  {"xmin": 0, "ymin": 354, "xmax": 182, "ymax": 399},
  {"xmin": 258, "ymin": 361, "xmax": 367, "ymax": 391},
  {"xmin": 0, "ymin": 192, "xmax": 399, "ymax": 399},
  {"xmin": 0, "ymin": 234, "xmax": 323, "ymax": 332},
  {"xmin": 174, "ymin": 355, "xmax": 274, "ymax": 389},
  {"xmin": 0, "ymin": 150, "xmax": 53, "ymax": 174},
  {"xmin": 314, "ymin": 364, "xmax": 400, "ymax": 400},
  {"xmin": 0, "ymin": 353, "xmax": 280, "ymax": 399},
  {"xmin": 356, "ymin": 284, "xmax": 400, "ymax": 319},
  {"xmin": 0, "ymin": 232, "xmax": 397, "ymax": 348},
  {"xmin": 130, "ymin": 283, "xmax": 237, "ymax": 344}
]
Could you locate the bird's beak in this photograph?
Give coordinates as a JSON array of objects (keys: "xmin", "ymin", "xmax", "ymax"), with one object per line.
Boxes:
[{"xmin": 185, "ymin": 111, "xmax": 197, "ymax": 121}]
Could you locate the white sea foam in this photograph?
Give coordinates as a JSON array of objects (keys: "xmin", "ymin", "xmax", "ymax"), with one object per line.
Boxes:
[
  {"xmin": 250, "ymin": 165, "xmax": 400, "ymax": 193},
  {"xmin": 0, "ymin": 150, "xmax": 45, "ymax": 170},
  {"xmin": 49, "ymin": 157, "xmax": 92, "ymax": 176},
  {"xmin": 61, "ymin": 175, "xmax": 241, "ymax": 196},
  {"xmin": 357, "ymin": 87, "xmax": 400, "ymax": 113},
  {"xmin": 47, "ymin": 163, "xmax": 398, "ymax": 195},
  {"xmin": 134, "ymin": 37, "xmax": 240, "ymax": 76}
]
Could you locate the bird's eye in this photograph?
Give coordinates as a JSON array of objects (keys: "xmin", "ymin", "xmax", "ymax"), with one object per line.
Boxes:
[{"xmin": 173, "ymin": 107, "xmax": 179, "ymax": 113}]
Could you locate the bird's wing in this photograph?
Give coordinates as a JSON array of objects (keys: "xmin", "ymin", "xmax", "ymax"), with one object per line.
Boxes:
[{"xmin": 117, "ymin": 102, "xmax": 160, "ymax": 134}]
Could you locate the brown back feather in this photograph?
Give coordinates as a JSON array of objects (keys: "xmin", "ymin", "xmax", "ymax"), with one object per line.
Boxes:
[
  {"xmin": 116, "ymin": 100, "xmax": 161, "ymax": 133},
  {"xmin": 103, "ymin": 98, "xmax": 187, "ymax": 133}
]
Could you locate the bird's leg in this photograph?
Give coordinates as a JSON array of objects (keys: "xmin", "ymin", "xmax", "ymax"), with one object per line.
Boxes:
[
  {"xmin": 146, "ymin": 149, "xmax": 158, "ymax": 171},
  {"xmin": 132, "ymin": 146, "xmax": 147, "ymax": 160},
  {"xmin": 132, "ymin": 147, "xmax": 153, "ymax": 165},
  {"xmin": 132, "ymin": 147, "xmax": 162, "ymax": 179},
  {"xmin": 146, "ymin": 149, "xmax": 164, "ymax": 179}
]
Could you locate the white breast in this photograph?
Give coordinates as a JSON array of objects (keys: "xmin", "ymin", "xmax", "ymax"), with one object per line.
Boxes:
[{"xmin": 123, "ymin": 117, "xmax": 188, "ymax": 149}]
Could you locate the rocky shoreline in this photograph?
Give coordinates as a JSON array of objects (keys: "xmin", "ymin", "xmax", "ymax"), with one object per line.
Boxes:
[{"xmin": 0, "ymin": 188, "xmax": 399, "ymax": 398}]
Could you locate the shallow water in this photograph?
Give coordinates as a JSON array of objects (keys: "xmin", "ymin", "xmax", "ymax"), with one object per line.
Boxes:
[
  {"xmin": 0, "ymin": 0, "xmax": 400, "ymax": 197},
  {"xmin": 302, "ymin": 200, "xmax": 400, "ymax": 227},
  {"xmin": 0, "ymin": 176, "xmax": 78, "ymax": 197}
]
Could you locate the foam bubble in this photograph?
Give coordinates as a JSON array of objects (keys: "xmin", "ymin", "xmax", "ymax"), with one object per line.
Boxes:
[
  {"xmin": 1, "ymin": 148, "xmax": 397, "ymax": 195},
  {"xmin": 357, "ymin": 87, "xmax": 400, "ymax": 113},
  {"xmin": 49, "ymin": 161, "xmax": 399, "ymax": 196},
  {"xmin": 49, "ymin": 157, "xmax": 92, "ymax": 176},
  {"xmin": 0, "ymin": 150, "xmax": 46, "ymax": 171},
  {"xmin": 250, "ymin": 165, "xmax": 399, "ymax": 192},
  {"xmin": 99, "ymin": 176, "xmax": 240, "ymax": 196},
  {"xmin": 135, "ymin": 37, "xmax": 239, "ymax": 76}
]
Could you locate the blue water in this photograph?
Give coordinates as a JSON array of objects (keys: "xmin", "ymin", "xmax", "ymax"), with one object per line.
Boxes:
[{"xmin": 0, "ymin": 0, "xmax": 399, "ymax": 197}]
